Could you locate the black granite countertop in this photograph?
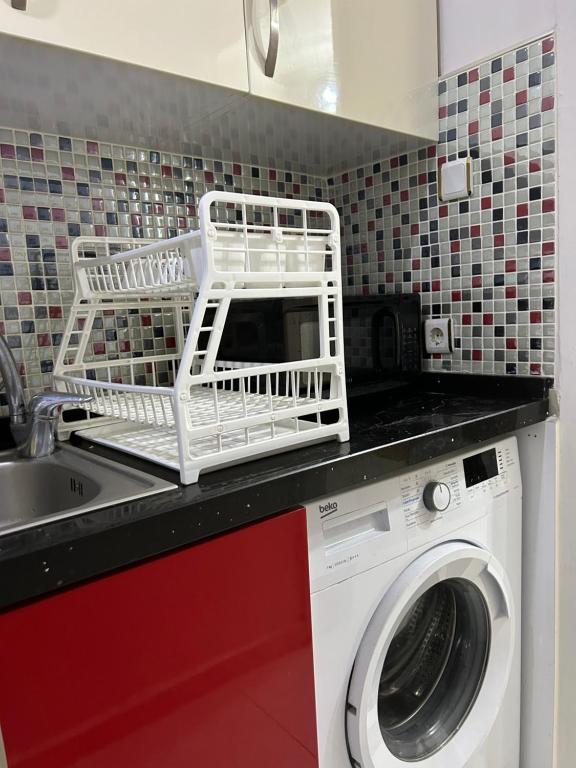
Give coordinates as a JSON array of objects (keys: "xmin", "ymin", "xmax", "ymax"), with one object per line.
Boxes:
[{"xmin": 0, "ymin": 373, "xmax": 551, "ymax": 611}]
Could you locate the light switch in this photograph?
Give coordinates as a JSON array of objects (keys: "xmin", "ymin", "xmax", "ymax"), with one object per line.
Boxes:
[{"xmin": 439, "ymin": 157, "xmax": 473, "ymax": 201}]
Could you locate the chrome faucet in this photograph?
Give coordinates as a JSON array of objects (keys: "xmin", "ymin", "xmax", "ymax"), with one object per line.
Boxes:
[{"xmin": 0, "ymin": 335, "xmax": 93, "ymax": 458}]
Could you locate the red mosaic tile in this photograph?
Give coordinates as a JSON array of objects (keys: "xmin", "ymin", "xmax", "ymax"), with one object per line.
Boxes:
[
  {"xmin": 52, "ymin": 208, "xmax": 65, "ymax": 221},
  {"xmin": 471, "ymin": 224, "xmax": 481, "ymax": 237},
  {"xmin": 506, "ymin": 287, "xmax": 517, "ymax": 299},
  {"xmin": 516, "ymin": 90, "xmax": 527, "ymax": 105},
  {"xmin": 468, "ymin": 121, "xmax": 479, "ymax": 135},
  {"xmin": 18, "ymin": 292, "xmax": 32, "ymax": 305},
  {"xmin": 0, "ymin": 144, "xmax": 15, "ymax": 159},
  {"xmin": 542, "ymin": 96, "xmax": 555, "ymax": 112},
  {"xmin": 0, "ymin": 189, "xmax": 4, "ymax": 203},
  {"xmin": 36, "ymin": 333, "xmax": 51, "ymax": 347},
  {"xmin": 472, "ymin": 350, "xmax": 483, "ymax": 361},
  {"xmin": 530, "ymin": 311, "xmax": 542, "ymax": 323},
  {"xmin": 61, "ymin": 167, "xmax": 75, "ymax": 180},
  {"xmin": 439, "ymin": 205, "xmax": 448, "ymax": 218},
  {"xmin": 48, "ymin": 306, "xmax": 63, "ymax": 319},
  {"xmin": 114, "ymin": 173, "xmax": 127, "ymax": 186},
  {"xmin": 506, "ymin": 339, "xmax": 517, "ymax": 350},
  {"xmin": 472, "ymin": 276, "xmax": 482, "ymax": 288},
  {"xmin": 139, "ymin": 175, "xmax": 150, "ymax": 188},
  {"xmin": 468, "ymin": 68, "xmax": 479, "ymax": 83},
  {"xmin": 480, "ymin": 91, "xmax": 491, "ymax": 105},
  {"xmin": 439, "ymin": 105, "xmax": 448, "ymax": 119},
  {"xmin": 483, "ymin": 313, "xmax": 494, "ymax": 325},
  {"xmin": 31, "ymin": 148, "xmax": 44, "ymax": 161},
  {"xmin": 55, "ymin": 236, "xmax": 68, "ymax": 249},
  {"xmin": 505, "ymin": 260, "xmax": 517, "ymax": 273},
  {"xmin": 452, "ymin": 290, "xmax": 462, "ymax": 302},
  {"xmin": 22, "ymin": 206, "xmax": 36, "ymax": 220},
  {"xmin": 86, "ymin": 141, "xmax": 99, "ymax": 154},
  {"xmin": 0, "ymin": 248, "xmax": 10, "ymax": 262},
  {"xmin": 503, "ymin": 66, "xmax": 515, "ymax": 82},
  {"xmin": 530, "ymin": 363, "xmax": 542, "ymax": 375},
  {"xmin": 543, "ymin": 269, "xmax": 555, "ymax": 283},
  {"xmin": 481, "ymin": 197, "xmax": 492, "ymax": 210},
  {"xmin": 517, "ymin": 203, "xmax": 529, "ymax": 216},
  {"xmin": 450, "ymin": 241, "xmax": 460, "ymax": 253},
  {"xmin": 161, "ymin": 165, "xmax": 172, "ymax": 178},
  {"xmin": 204, "ymin": 171, "xmax": 214, "ymax": 183},
  {"xmin": 427, "ymin": 146, "xmax": 436, "ymax": 158},
  {"xmin": 494, "ymin": 234, "xmax": 505, "ymax": 247},
  {"xmin": 542, "ymin": 242, "xmax": 555, "ymax": 255},
  {"xmin": 542, "ymin": 198, "xmax": 555, "ymax": 213},
  {"xmin": 93, "ymin": 342, "xmax": 106, "ymax": 355},
  {"xmin": 119, "ymin": 340, "xmax": 131, "ymax": 352},
  {"xmin": 492, "ymin": 126, "xmax": 503, "ymax": 140},
  {"xmin": 94, "ymin": 225, "xmax": 106, "ymax": 237},
  {"xmin": 542, "ymin": 37, "xmax": 554, "ymax": 53},
  {"xmin": 504, "ymin": 152, "xmax": 515, "ymax": 166}
]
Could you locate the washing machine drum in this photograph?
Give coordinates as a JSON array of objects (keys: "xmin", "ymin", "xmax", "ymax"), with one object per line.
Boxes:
[{"xmin": 346, "ymin": 542, "xmax": 515, "ymax": 767}]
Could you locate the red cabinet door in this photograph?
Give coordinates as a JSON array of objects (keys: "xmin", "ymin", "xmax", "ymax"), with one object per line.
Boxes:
[{"xmin": 0, "ymin": 508, "xmax": 318, "ymax": 768}]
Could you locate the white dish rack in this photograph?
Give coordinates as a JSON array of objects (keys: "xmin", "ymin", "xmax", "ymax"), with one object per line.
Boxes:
[{"xmin": 54, "ymin": 191, "xmax": 349, "ymax": 484}]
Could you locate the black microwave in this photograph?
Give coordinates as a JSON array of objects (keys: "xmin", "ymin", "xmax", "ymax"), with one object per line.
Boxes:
[{"xmin": 217, "ymin": 294, "xmax": 422, "ymax": 396}]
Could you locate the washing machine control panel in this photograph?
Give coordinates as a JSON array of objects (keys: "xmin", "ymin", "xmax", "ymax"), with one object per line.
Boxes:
[{"xmin": 305, "ymin": 436, "xmax": 521, "ymax": 591}]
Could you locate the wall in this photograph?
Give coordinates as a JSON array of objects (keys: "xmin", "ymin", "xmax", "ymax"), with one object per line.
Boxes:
[
  {"xmin": 438, "ymin": 0, "xmax": 556, "ymax": 74},
  {"xmin": 555, "ymin": 0, "xmax": 576, "ymax": 765},
  {"xmin": 0, "ymin": 128, "xmax": 325, "ymax": 414},
  {"xmin": 330, "ymin": 35, "xmax": 557, "ymax": 377},
  {"xmin": 516, "ymin": 418, "xmax": 557, "ymax": 768}
]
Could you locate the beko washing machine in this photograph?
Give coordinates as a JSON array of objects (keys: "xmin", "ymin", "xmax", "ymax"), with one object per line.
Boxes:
[{"xmin": 307, "ymin": 436, "xmax": 521, "ymax": 768}]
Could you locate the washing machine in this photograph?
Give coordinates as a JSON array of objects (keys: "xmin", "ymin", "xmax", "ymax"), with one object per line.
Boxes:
[{"xmin": 307, "ymin": 435, "xmax": 521, "ymax": 768}]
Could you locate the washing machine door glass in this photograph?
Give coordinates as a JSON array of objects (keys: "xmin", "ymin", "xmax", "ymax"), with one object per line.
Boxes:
[
  {"xmin": 346, "ymin": 542, "xmax": 515, "ymax": 767},
  {"xmin": 378, "ymin": 577, "xmax": 489, "ymax": 760}
]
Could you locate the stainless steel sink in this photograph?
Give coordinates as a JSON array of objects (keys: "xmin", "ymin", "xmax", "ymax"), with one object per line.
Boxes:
[{"xmin": 0, "ymin": 444, "xmax": 177, "ymax": 534}]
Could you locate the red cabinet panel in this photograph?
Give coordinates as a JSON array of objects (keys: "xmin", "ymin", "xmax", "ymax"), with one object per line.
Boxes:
[{"xmin": 0, "ymin": 508, "xmax": 317, "ymax": 768}]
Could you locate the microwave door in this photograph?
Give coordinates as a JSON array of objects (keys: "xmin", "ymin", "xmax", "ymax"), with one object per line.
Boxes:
[{"xmin": 373, "ymin": 309, "xmax": 401, "ymax": 371}]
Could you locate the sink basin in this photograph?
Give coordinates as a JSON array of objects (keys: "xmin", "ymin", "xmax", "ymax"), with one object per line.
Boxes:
[{"xmin": 0, "ymin": 444, "xmax": 177, "ymax": 534}]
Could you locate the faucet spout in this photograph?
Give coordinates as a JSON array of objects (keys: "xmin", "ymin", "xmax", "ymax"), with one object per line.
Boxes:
[
  {"xmin": 0, "ymin": 333, "xmax": 94, "ymax": 457},
  {"xmin": 0, "ymin": 334, "xmax": 27, "ymax": 430}
]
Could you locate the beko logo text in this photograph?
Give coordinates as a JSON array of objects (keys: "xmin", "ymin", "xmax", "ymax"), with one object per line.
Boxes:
[{"xmin": 319, "ymin": 501, "xmax": 338, "ymax": 516}]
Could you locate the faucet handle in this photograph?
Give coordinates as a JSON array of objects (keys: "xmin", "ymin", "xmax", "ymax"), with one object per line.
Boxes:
[{"xmin": 29, "ymin": 391, "xmax": 94, "ymax": 419}]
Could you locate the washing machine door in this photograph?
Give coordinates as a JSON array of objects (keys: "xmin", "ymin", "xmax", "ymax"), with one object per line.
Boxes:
[{"xmin": 346, "ymin": 541, "xmax": 515, "ymax": 767}]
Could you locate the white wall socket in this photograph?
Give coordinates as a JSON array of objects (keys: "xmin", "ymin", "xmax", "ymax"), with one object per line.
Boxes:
[{"xmin": 424, "ymin": 317, "xmax": 453, "ymax": 355}]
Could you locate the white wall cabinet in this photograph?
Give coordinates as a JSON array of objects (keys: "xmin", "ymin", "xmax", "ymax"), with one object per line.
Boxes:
[
  {"xmin": 244, "ymin": 0, "xmax": 438, "ymax": 139},
  {"xmin": 0, "ymin": 0, "xmax": 249, "ymax": 92}
]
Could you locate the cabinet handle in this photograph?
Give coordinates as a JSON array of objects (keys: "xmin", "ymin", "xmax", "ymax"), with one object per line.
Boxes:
[
  {"xmin": 264, "ymin": 0, "xmax": 279, "ymax": 77},
  {"xmin": 11, "ymin": 0, "xmax": 27, "ymax": 10}
]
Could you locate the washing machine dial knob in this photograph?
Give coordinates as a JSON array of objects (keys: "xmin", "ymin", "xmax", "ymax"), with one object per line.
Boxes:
[{"xmin": 423, "ymin": 482, "xmax": 451, "ymax": 512}]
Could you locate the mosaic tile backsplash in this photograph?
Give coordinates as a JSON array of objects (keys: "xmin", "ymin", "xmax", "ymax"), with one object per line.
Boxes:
[
  {"xmin": 0, "ymin": 132, "xmax": 325, "ymax": 413},
  {"xmin": 330, "ymin": 35, "xmax": 556, "ymax": 377},
  {"xmin": 0, "ymin": 35, "xmax": 557, "ymax": 416}
]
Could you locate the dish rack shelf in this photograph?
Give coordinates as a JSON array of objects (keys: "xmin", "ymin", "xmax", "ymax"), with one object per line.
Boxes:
[{"xmin": 54, "ymin": 192, "xmax": 349, "ymax": 484}]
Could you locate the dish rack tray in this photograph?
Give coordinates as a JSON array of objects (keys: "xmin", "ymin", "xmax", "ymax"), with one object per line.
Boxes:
[{"xmin": 54, "ymin": 191, "xmax": 349, "ymax": 484}]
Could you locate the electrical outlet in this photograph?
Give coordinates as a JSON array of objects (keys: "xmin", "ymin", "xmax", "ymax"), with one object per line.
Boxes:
[{"xmin": 424, "ymin": 318, "xmax": 453, "ymax": 355}]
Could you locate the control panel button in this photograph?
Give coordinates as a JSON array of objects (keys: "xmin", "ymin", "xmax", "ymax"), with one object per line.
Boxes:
[{"xmin": 423, "ymin": 482, "xmax": 452, "ymax": 512}]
